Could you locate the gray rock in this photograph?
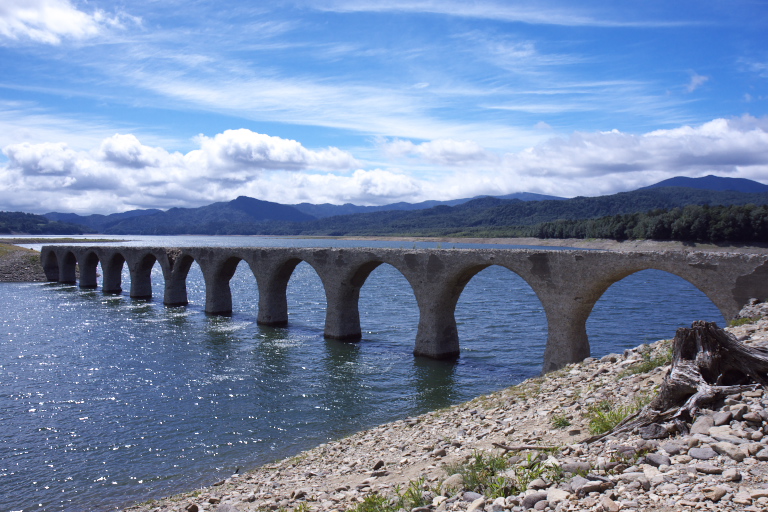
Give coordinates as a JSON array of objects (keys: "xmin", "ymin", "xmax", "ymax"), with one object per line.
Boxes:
[
  {"xmin": 688, "ymin": 446, "xmax": 718, "ymax": 460},
  {"xmin": 694, "ymin": 463, "xmax": 723, "ymax": 475},
  {"xmin": 569, "ymin": 475, "xmax": 589, "ymax": 491},
  {"xmin": 576, "ymin": 480, "xmax": 614, "ymax": 496},
  {"xmin": 533, "ymin": 500, "xmax": 549, "ymax": 511},
  {"xmin": 561, "ymin": 461, "xmax": 590, "ymax": 474},
  {"xmin": 690, "ymin": 416, "xmax": 715, "ymax": 435},
  {"xmin": 467, "ymin": 497, "xmax": 485, "ymax": 512},
  {"xmin": 711, "ymin": 441, "xmax": 746, "ymax": 462},
  {"xmin": 527, "ymin": 478, "xmax": 548, "ymax": 490},
  {"xmin": 216, "ymin": 505, "xmax": 241, "ymax": 512},
  {"xmin": 755, "ymin": 448, "xmax": 768, "ymax": 461},
  {"xmin": 660, "ymin": 442, "xmax": 683, "ymax": 455},
  {"xmin": 713, "ymin": 411, "xmax": 733, "ymax": 426},
  {"xmin": 372, "ymin": 460, "xmax": 385, "ymax": 470},
  {"xmin": 442, "ymin": 474, "xmax": 464, "ymax": 493},
  {"xmin": 463, "ymin": 492, "xmax": 484, "ymax": 502},
  {"xmin": 645, "ymin": 453, "xmax": 671, "ymax": 467},
  {"xmin": 743, "ymin": 411, "xmax": 763, "ymax": 423},
  {"xmin": 638, "ymin": 423, "xmax": 668, "ymax": 440},
  {"xmin": 723, "ymin": 468, "xmax": 742, "ymax": 482},
  {"xmin": 731, "ymin": 404, "xmax": 749, "ymax": 420},
  {"xmin": 521, "ymin": 492, "xmax": 548, "ymax": 510}
]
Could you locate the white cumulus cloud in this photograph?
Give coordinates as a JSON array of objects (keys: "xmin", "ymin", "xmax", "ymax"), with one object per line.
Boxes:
[
  {"xmin": 0, "ymin": 0, "xmax": 127, "ymax": 45},
  {"xmin": 196, "ymin": 129, "xmax": 358, "ymax": 171},
  {"xmin": 382, "ymin": 138, "xmax": 494, "ymax": 165}
]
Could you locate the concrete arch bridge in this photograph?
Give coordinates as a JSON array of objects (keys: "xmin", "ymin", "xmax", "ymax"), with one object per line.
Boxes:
[{"xmin": 40, "ymin": 246, "xmax": 768, "ymax": 372}]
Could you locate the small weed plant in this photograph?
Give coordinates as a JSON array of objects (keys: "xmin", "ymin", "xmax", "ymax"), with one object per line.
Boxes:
[
  {"xmin": 551, "ymin": 414, "xmax": 571, "ymax": 429},
  {"xmin": 617, "ymin": 345, "xmax": 673, "ymax": 379},
  {"xmin": 586, "ymin": 394, "xmax": 653, "ymax": 435}
]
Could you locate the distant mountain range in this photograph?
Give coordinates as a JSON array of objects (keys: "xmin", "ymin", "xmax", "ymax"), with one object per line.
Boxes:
[
  {"xmin": 640, "ymin": 174, "xmax": 768, "ymax": 194},
  {"xmin": 38, "ymin": 175, "xmax": 768, "ymax": 236}
]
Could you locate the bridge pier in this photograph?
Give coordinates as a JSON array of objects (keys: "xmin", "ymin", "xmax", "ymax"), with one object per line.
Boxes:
[
  {"xmin": 79, "ymin": 253, "xmax": 99, "ymax": 289},
  {"xmin": 101, "ymin": 254, "xmax": 124, "ymax": 294},
  {"xmin": 413, "ymin": 295, "xmax": 460, "ymax": 359},
  {"xmin": 128, "ymin": 257, "xmax": 154, "ymax": 299},
  {"xmin": 59, "ymin": 252, "xmax": 77, "ymax": 284},
  {"xmin": 323, "ymin": 282, "xmax": 362, "ymax": 341}
]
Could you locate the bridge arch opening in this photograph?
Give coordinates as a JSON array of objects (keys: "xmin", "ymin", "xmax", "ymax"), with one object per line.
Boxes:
[
  {"xmin": 226, "ymin": 257, "xmax": 260, "ymax": 318},
  {"xmin": 357, "ymin": 262, "xmax": 419, "ymax": 349},
  {"xmin": 454, "ymin": 264, "xmax": 548, "ymax": 377},
  {"xmin": 586, "ymin": 269, "xmax": 724, "ymax": 357},
  {"xmin": 286, "ymin": 260, "xmax": 327, "ymax": 331},
  {"xmin": 165, "ymin": 254, "xmax": 205, "ymax": 308}
]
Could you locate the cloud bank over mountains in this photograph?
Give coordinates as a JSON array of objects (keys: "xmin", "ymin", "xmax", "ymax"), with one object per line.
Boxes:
[{"xmin": 1, "ymin": 116, "xmax": 766, "ymax": 214}]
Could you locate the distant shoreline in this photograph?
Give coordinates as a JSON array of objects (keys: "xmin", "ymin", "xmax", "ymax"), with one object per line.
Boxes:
[{"xmin": 338, "ymin": 236, "xmax": 768, "ymax": 253}]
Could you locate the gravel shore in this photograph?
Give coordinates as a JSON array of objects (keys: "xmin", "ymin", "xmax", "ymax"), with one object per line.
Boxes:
[
  {"xmin": 124, "ymin": 304, "xmax": 768, "ymax": 512},
  {"xmin": 0, "ymin": 244, "xmax": 46, "ymax": 282}
]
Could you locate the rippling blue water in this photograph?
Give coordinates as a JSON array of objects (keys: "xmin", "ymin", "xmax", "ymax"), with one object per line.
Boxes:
[{"xmin": 0, "ymin": 237, "xmax": 724, "ymax": 511}]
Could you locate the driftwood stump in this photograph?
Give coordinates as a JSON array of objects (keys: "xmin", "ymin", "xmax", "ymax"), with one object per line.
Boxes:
[{"xmin": 588, "ymin": 320, "xmax": 768, "ymax": 442}]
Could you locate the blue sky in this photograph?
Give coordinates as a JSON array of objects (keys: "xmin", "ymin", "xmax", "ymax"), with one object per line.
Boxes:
[{"xmin": 1, "ymin": 0, "xmax": 767, "ymax": 214}]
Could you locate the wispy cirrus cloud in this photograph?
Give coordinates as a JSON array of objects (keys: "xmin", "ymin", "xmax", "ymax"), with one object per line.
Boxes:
[{"xmin": 312, "ymin": 0, "xmax": 691, "ymax": 27}]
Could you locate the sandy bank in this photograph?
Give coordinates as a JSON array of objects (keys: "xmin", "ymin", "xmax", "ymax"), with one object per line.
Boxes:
[{"xmin": 125, "ymin": 303, "xmax": 768, "ymax": 512}]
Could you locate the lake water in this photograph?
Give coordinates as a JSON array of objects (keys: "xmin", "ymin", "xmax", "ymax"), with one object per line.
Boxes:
[{"xmin": 0, "ymin": 237, "xmax": 724, "ymax": 511}]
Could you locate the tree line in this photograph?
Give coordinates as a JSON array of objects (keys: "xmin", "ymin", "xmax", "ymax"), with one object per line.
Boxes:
[{"xmin": 527, "ymin": 204, "xmax": 768, "ymax": 243}]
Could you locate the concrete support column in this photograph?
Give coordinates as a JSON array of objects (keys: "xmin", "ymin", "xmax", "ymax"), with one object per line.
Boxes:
[
  {"xmin": 413, "ymin": 294, "xmax": 460, "ymax": 360},
  {"xmin": 129, "ymin": 266, "xmax": 153, "ymax": 299},
  {"xmin": 540, "ymin": 297, "xmax": 592, "ymax": 372},
  {"xmin": 79, "ymin": 261, "xmax": 98, "ymax": 289},
  {"xmin": 41, "ymin": 250, "xmax": 59, "ymax": 282},
  {"xmin": 256, "ymin": 277, "xmax": 289, "ymax": 326},
  {"xmin": 204, "ymin": 275, "xmax": 232, "ymax": 315},
  {"xmin": 164, "ymin": 275, "xmax": 188, "ymax": 306},
  {"xmin": 323, "ymin": 282, "xmax": 362, "ymax": 341},
  {"xmin": 59, "ymin": 254, "xmax": 77, "ymax": 284},
  {"xmin": 101, "ymin": 257, "xmax": 123, "ymax": 294}
]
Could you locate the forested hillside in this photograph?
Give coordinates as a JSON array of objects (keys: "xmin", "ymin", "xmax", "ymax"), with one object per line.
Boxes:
[{"xmin": 0, "ymin": 212, "xmax": 92, "ymax": 235}]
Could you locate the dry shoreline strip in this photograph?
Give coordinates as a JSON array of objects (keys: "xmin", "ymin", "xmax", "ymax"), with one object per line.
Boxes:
[{"xmin": 124, "ymin": 306, "xmax": 768, "ymax": 512}]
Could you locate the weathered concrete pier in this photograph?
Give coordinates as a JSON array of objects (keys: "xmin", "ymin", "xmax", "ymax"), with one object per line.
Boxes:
[{"xmin": 40, "ymin": 246, "xmax": 768, "ymax": 372}]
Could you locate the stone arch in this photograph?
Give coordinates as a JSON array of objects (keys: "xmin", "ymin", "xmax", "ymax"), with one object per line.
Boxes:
[
  {"xmin": 78, "ymin": 251, "xmax": 101, "ymax": 289},
  {"xmin": 585, "ymin": 268, "xmax": 725, "ymax": 355},
  {"xmin": 413, "ymin": 262, "xmax": 546, "ymax": 360},
  {"xmin": 203, "ymin": 255, "xmax": 254, "ymax": 315},
  {"xmin": 256, "ymin": 257, "xmax": 323, "ymax": 327},
  {"xmin": 584, "ymin": 265, "xmax": 733, "ymax": 325},
  {"xmin": 324, "ymin": 259, "xmax": 420, "ymax": 341}
]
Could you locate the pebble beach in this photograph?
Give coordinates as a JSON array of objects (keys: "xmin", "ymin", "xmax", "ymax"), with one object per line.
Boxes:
[{"xmin": 123, "ymin": 302, "xmax": 768, "ymax": 512}]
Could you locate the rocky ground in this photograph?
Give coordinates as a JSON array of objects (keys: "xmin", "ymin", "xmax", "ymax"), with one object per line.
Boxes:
[
  {"xmin": 0, "ymin": 243, "xmax": 46, "ymax": 281},
  {"xmin": 124, "ymin": 303, "xmax": 768, "ymax": 512}
]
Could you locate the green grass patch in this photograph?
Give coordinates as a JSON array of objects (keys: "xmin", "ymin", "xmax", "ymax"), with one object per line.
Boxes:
[{"xmin": 729, "ymin": 316, "xmax": 760, "ymax": 327}]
